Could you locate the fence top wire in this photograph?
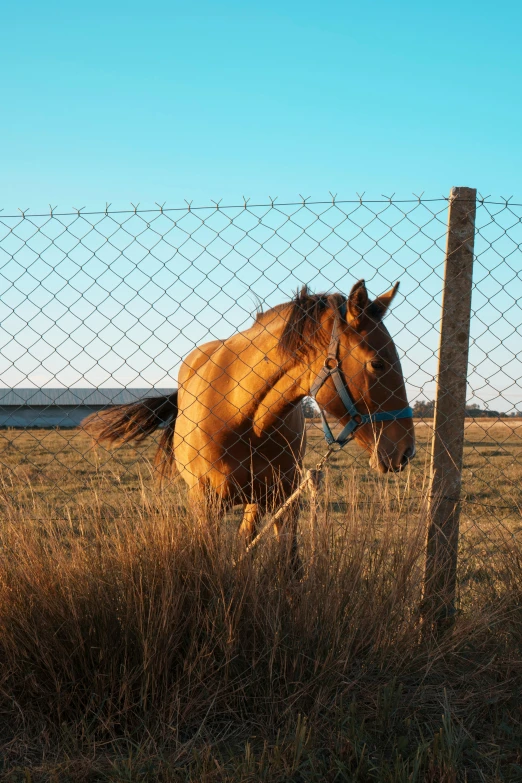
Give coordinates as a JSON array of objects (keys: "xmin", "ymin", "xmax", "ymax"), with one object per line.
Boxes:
[{"xmin": 1, "ymin": 194, "xmax": 520, "ymax": 220}]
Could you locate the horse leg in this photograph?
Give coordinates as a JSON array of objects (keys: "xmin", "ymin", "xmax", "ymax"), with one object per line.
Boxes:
[
  {"xmin": 187, "ymin": 482, "xmax": 224, "ymax": 529},
  {"xmin": 273, "ymin": 498, "xmax": 301, "ymax": 573},
  {"xmin": 238, "ymin": 503, "xmax": 260, "ymax": 547}
]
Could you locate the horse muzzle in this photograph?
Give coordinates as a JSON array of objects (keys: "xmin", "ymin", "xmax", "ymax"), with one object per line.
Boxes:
[{"xmin": 370, "ymin": 444, "xmax": 416, "ymax": 474}]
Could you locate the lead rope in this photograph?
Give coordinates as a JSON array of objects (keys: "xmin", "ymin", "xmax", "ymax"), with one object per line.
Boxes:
[{"xmin": 233, "ymin": 443, "xmax": 339, "ymax": 567}]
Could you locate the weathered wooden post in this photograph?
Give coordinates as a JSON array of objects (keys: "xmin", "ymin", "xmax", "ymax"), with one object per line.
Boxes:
[{"xmin": 424, "ymin": 186, "xmax": 477, "ymax": 633}]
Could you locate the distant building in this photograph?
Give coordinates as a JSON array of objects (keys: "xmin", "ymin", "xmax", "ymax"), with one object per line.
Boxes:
[{"xmin": 0, "ymin": 389, "xmax": 175, "ymax": 428}]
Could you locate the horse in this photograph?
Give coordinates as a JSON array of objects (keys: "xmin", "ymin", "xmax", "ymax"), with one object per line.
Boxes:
[{"xmin": 83, "ymin": 280, "xmax": 415, "ymax": 564}]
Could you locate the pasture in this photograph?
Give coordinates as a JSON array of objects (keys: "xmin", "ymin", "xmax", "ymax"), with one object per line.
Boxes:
[
  {"xmin": 2, "ymin": 418, "xmax": 521, "ymax": 536},
  {"xmin": 0, "ymin": 420, "xmax": 521, "ymax": 781}
]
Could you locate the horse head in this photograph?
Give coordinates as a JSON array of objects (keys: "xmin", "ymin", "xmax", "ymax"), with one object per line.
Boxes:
[
  {"xmin": 318, "ymin": 281, "xmax": 415, "ymax": 473},
  {"xmin": 282, "ymin": 282, "xmax": 416, "ymax": 474}
]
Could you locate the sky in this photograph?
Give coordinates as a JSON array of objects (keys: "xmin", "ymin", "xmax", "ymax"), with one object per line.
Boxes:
[
  {"xmin": 2, "ymin": 0, "xmax": 521, "ymax": 209},
  {"xmin": 1, "ymin": 0, "xmax": 521, "ymax": 410}
]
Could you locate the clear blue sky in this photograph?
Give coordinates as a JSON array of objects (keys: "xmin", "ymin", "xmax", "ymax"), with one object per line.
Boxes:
[{"xmin": 1, "ymin": 0, "xmax": 521, "ymax": 210}]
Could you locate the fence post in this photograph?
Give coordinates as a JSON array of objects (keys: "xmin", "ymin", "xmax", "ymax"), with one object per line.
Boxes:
[{"xmin": 423, "ymin": 186, "xmax": 477, "ymax": 633}]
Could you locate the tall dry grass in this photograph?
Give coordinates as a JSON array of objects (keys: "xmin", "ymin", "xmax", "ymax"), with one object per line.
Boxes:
[{"xmin": 0, "ymin": 469, "xmax": 521, "ymax": 781}]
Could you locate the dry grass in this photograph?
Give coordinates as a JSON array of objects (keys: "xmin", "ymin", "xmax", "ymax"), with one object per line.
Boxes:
[
  {"xmin": 0, "ymin": 424, "xmax": 522, "ymax": 780},
  {"xmin": 2, "ymin": 419, "xmax": 522, "ymax": 525}
]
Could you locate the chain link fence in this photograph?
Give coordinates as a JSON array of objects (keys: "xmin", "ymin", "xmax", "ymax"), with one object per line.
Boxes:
[{"xmin": 1, "ymin": 194, "xmax": 521, "ymax": 600}]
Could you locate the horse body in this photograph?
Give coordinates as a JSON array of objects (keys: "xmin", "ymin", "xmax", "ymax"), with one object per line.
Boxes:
[
  {"xmin": 174, "ymin": 310, "xmax": 307, "ymax": 508},
  {"xmin": 84, "ymin": 281, "xmax": 415, "ymax": 556}
]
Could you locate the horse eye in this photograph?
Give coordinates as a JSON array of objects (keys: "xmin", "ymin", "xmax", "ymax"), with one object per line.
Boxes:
[{"xmin": 370, "ymin": 360, "xmax": 385, "ymax": 371}]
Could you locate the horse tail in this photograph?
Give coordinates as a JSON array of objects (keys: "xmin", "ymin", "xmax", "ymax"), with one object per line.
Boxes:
[{"xmin": 83, "ymin": 392, "xmax": 179, "ymax": 479}]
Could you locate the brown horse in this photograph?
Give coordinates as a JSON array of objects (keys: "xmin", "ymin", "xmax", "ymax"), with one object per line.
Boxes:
[{"xmin": 84, "ymin": 280, "xmax": 415, "ymax": 559}]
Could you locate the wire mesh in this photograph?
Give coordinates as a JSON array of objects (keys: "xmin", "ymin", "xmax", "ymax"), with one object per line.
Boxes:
[{"xmin": 0, "ymin": 195, "xmax": 521, "ymax": 582}]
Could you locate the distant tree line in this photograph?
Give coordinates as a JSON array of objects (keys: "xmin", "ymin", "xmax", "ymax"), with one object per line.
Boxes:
[
  {"xmin": 303, "ymin": 398, "xmax": 522, "ymax": 419},
  {"xmin": 302, "ymin": 397, "xmax": 320, "ymax": 418},
  {"xmin": 413, "ymin": 400, "xmax": 521, "ymax": 418}
]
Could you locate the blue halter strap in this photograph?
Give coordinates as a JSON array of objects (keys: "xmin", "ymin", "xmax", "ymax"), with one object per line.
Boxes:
[{"xmin": 309, "ymin": 298, "xmax": 413, "ymax": 447}]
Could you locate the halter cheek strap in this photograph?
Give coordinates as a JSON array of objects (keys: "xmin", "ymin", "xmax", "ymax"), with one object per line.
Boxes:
[{"xmin": 309, "ymin": 299, "xmax": 413, "ymax": 447}]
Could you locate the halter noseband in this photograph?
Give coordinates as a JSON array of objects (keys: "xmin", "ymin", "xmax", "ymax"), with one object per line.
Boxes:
[{"xmin": 309, "ymin": 298, "xmax": 413, "ymax": 447}]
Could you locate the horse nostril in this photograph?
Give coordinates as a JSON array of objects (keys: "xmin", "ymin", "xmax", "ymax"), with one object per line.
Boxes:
[{"xmin": 401, "ymin": 446, "xmax": 415, "ymax": 465}]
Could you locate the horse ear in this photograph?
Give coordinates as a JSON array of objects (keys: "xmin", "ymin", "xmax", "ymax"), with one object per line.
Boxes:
[
  {"xmin": 370, "ymin": 281, "xmax": 400, "ymax": 320},
  {"xmin": 347, "ymin": 279, "xmax": 369, "ymax": 325}
]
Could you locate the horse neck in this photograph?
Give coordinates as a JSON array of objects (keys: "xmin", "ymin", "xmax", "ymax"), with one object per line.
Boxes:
[{"xmin": 247, "ymin": 312, "xmax": 316, "ymax": 436}]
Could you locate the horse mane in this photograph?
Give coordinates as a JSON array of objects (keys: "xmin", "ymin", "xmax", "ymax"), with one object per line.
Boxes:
[{"xmin": 255, "ymin": 286, "xmax": 347, "ymax": 359}]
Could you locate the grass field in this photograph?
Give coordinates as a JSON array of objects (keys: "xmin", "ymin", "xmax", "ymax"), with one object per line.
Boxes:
[
  {"xmin": 0, "ymin": 421, "xmax": 522, "ymax": 781},
  {"xmin": 1, "ymin": 418, "xmax": 521, "ymax": 533}
]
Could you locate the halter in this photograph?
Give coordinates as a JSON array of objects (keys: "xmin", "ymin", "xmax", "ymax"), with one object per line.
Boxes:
[{"xmin": 309, "ymin": 298, "xmax": 413, "ymax": 447}]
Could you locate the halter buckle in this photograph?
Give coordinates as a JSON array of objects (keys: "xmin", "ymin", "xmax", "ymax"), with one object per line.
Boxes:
[{"xmin": 324, "ymin": 357, "xmax": 339, "ymax": 370}]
